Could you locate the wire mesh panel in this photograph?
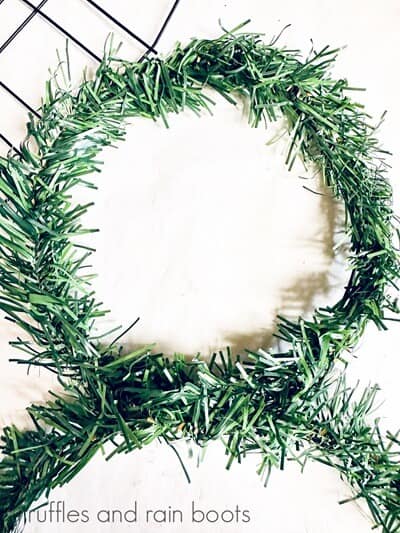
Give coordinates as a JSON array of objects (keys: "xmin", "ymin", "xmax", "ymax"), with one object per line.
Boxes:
[{"xmin": 0, "ymin": 0, "xmax": 180, "ymax": 153}]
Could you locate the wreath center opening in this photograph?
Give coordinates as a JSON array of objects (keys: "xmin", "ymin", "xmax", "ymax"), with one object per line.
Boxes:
[{"xmin": 74, "ymin": 90, "xmax": 336, "ymax": 356}]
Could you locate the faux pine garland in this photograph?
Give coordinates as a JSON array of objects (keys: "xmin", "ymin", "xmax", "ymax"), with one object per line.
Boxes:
[{"xmin": 0, "ymin": 25, "xmax": 399, "ymax": 532}]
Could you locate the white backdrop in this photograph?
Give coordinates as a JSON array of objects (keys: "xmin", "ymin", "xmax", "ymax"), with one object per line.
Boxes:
[{"xmin": 0, "ymin": 1, "xmax": 399, "ymax": 532}]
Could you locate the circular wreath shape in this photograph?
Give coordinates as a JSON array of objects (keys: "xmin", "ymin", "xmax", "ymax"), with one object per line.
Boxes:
[{"xmin": 0, "ymin": 27, "xmax": 399, "ymax": 532}]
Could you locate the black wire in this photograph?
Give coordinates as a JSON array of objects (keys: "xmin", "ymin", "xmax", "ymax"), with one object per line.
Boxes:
[
  {"xmin": 0, "ymin": 0, "xmax": 48, "ymax": 118},
  {"xmin": 0, "ymin": 0, "xmax": 36, "ymax": 155},
  {"xmin": 0, "ymin": 0, "xmax": 49, "ymax": 54},
  {"xmin": 151, "ymin": 0, "xmax": 181, "ymax": 50},
  {"xmin": 0, "ymin": 80, "xmax": 40, "ymax": 117},
  {"xmin": 82, "ymin": 0, "xmax": 157, "ymax": 54},
  {"xmin": 140, "ymin": 0, "xmax": 181, "ymax": 61},
  {"xmin": 0, "ymin": 132, "xmax": 13, "ymax": 148},
  {"xmin": 0, "ymin": 132, "xmax": 21, "ymax": 155},
  {"xmin": 19, "ymin": 0, "xmax": 102, "ymax": 62}
]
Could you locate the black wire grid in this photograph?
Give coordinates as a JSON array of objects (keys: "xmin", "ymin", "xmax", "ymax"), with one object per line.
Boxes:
[{"xmin": 0, "ymin": 0, "xmax": 182, "ymax": 154}]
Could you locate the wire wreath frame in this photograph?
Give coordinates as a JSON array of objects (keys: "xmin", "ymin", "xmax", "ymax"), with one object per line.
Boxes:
[{"xmin": 0, "ymin": 24, "xmax": 399, "ymax": 532}]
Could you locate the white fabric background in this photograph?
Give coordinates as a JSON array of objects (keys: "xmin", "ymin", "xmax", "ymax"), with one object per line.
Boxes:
[{"xmin": 0, "ymin": 1, "xmax": 399, "ymax": 532}]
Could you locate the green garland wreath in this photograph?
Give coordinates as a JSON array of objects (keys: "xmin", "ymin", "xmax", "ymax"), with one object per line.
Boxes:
[{"xmin": 0, "ymin": 25, "xmax": 399, "ymax": 532}]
